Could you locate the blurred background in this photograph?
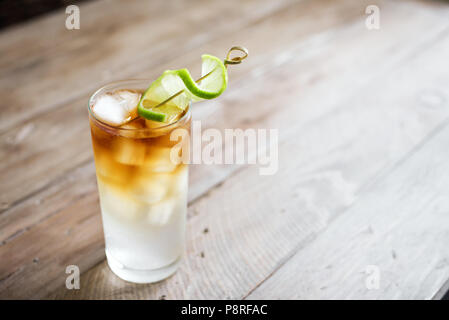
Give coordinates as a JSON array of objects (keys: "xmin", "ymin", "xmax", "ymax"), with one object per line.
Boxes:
[
  {"xmin": 1, "ymin": 0, "xmax": 449, "ymax": 300},
  {"xmin": 0, "ymin": 0, "xmax": 88, "ymax": 28}
]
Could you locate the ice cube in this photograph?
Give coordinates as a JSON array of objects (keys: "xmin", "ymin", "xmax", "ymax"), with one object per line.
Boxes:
[
  {"xmin": 112, "ymin": 137, "xmax": 147, "ymax": 166},
  {"xmin": 132, "ymin": 172, "xmax": 171, "ymax": 204},
  {"xmin": 92, "ymin": 95, "xmax": 128, "ymax": 126},
  {"xmin": 170, "ymin": 167, "xmax": 188, "ymax": 196},
  {"xmin": 92, "ymin": 90, "xmax": 141, "ymax": 126},
  {"xmin": 114, "ymin": 90, "xmax": 141, "ymax": 115},
  {"xmin": 147, "ymin": 199, "xmax": 176, "ymax": 226},
  {"xmin": 95, "ymin": 151, "xmax": 134, "ymax": 186},
  {"xmin": 98, "ymin": 182, "xmax": 146, "ymax": 221},
  {"xmin": 144, "ymin": 147, "xmax": 178, "ymax": 172}
]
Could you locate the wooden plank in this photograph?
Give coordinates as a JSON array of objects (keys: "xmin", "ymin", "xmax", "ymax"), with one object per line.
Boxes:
[
  {"xmin": 0, "ymin": 191, "xmax": 104, "ymax": 299},
  {"xmin": 246, "ymin": 120, "xmax": 449, "ymax": 300},
  {"xmin": 0, "ymin": 0, "xmax": 294, "ymax": 133},
  {"xmin": 0, "ymin": 162, "xmax": 96, "ymax": 246},
  {"xmin": 49, "ymin": 2, "xmax": 449, "ymax": 299},
  {"xmin": 0, "ymin": 0, "xmax": 378, "ymax": 228},
  {"xmin": 2, "ymin": 0, "xmax": 387, "ymax": 298},
  {"xmin": 4, "ymin": 0, "xmax": 449, "ymax": 299},
  {"xmin": 0, "ymin": 0, "xmax": 297, "ymax": 213}
]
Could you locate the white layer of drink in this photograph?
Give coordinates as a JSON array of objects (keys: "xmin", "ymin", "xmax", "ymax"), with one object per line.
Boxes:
[
  {"xmin": 98, "ymin": 170, "xmax": 187, "ymax": 270},
  {"xmin": 89, "ymin": 85, "xmax": 190, "ymax": 283}
]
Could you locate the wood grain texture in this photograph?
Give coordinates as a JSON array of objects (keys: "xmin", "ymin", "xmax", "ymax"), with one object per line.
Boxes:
[
  {"xmin": 0, "ymin": 0, "xmax": 293, "ymax": 133},
  {"xmin": 247, "ymin": 120, "xmax": 449, "ymax": 300},
  {"xmin": 0, "ymin": 0, "xmax": 315, "ymax": 214},
  {"xmin": 0, "ymin": 0, "xmax": 376, "ymax": 244},
  {"xmin": 1, "ymin": 0, "xmax": 449, "ymax": 299},
  {"xmin": 3, "ymin": 0, "xmax": 447, "ymax": 241},
  {"xmin": 3, "ymin": 0, "xmax": 379, "ymax": 298},
  {"xmin": 51, "ymin": 0, "xmax": 449, "ymax": 299}
]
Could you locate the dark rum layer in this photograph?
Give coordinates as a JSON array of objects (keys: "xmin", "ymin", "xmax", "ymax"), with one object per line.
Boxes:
[{"xmin": 90, "ymin": 92, "xmax": 190, "ymax": 194}]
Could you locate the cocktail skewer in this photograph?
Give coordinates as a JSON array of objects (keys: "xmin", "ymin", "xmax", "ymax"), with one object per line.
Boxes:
[{"xmin": 152, "ymin": 46, "xmax": 248, "ymax": 109}]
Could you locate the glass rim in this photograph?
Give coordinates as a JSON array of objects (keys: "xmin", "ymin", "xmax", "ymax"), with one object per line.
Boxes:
[{"xmin": 88, "ymin": 79, "xmax": 191, "ymax": 133}]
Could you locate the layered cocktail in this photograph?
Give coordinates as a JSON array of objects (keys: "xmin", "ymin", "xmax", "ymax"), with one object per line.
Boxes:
[
  {"xmin": 88, "ymin": 48, "xmax": 247, "ymax": 283},
  {"xmin": 89, "ymin": 81, "xmax": 190, "ymax": 283}
]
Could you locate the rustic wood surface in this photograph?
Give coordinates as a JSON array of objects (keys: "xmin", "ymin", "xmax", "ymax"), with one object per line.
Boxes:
[{"xmin": 1, "ymin": 0, "xmax": 449, "ymax": 299}]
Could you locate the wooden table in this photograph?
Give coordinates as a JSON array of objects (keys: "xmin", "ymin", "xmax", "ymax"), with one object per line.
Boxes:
[{"xmin": 1, "ymin": 0, "xmax": 449, "ymax": 300}]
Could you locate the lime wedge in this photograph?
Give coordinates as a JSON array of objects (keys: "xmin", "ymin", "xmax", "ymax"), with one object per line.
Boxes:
[{"xmin": 138, "ymin": 54, "xmax": 227, "ymax": 122}]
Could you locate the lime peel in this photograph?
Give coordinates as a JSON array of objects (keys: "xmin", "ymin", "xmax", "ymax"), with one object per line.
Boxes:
[{"xmin": 138, "ymin": 54, "xmax": 227, "ymax": 122}]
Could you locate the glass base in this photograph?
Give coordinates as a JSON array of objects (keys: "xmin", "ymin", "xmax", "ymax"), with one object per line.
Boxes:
[{"xmin": 106, "ymin": 250, "xmax": 180, "ymax": 284}]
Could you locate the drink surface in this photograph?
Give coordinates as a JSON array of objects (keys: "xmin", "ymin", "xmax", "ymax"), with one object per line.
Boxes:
[{"xmin": 89, "ymin": 88, "xmax": 190, "ymax": 271}]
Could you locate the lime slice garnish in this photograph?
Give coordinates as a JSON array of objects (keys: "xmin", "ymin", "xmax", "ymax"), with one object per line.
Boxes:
[{"xmin": 138, "ymin": 54, "xmax": 228, "ymax": 122}]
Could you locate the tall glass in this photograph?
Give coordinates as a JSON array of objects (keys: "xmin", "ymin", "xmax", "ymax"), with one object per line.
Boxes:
[{"xmin": 88, "ymin": 80, "xmax": 191, "ymax": 283}]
